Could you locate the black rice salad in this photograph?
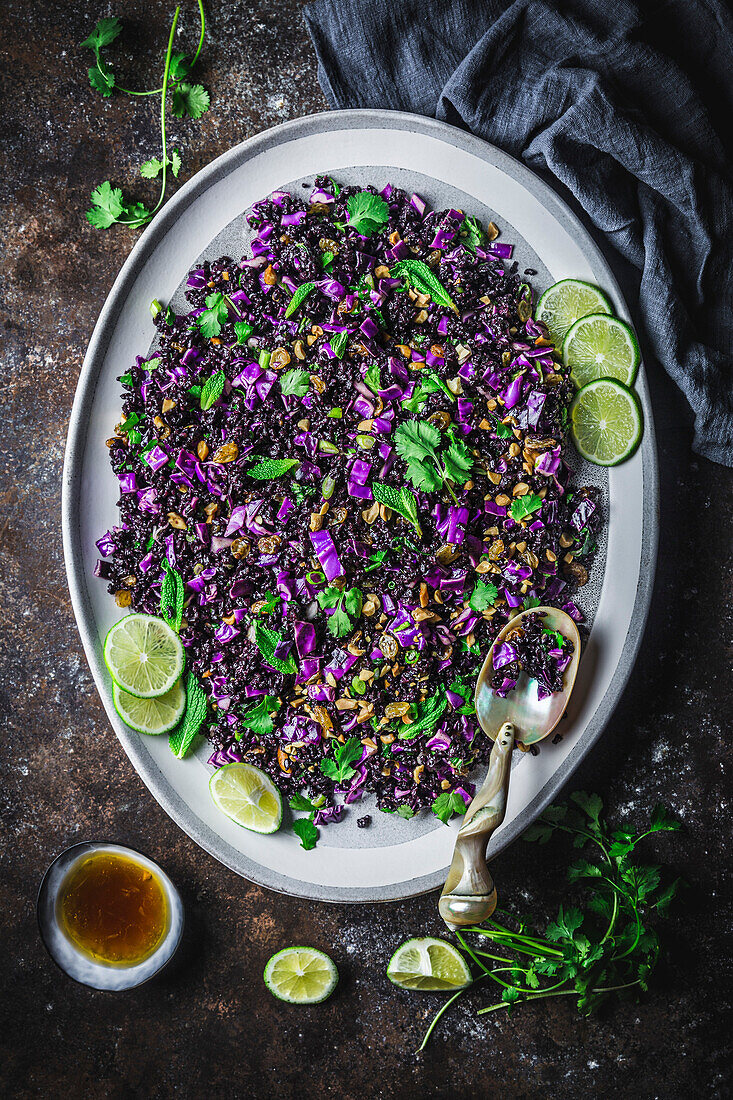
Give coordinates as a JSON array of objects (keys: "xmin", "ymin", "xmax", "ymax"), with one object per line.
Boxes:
[
  {"xmin": 490, "ymin": 612, "xmax": 575, "ymax": 699},
  {"xmin": 96, "ymin": 177, "xmax": 601, "ymax": 826}
]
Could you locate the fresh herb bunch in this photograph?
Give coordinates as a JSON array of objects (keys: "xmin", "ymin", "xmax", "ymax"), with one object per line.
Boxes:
[
  {"xmin": 82, "ymin": 2, "xmax": 209, "ymax": 229},
  {"xmin": 416, "ymin": 793, "xmax": 682, "ymax": 1051}
]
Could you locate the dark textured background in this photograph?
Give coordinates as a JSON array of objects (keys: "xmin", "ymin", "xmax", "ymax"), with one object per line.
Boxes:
[{"xmin": 0, "ymin": 2, "xmax": 731, "ymax": 1097}]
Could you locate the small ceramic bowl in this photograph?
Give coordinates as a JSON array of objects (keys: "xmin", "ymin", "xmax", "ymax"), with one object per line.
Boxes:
[{"xmin": 37, "ymin": 841, "xmax": 184, "ymax": 991}]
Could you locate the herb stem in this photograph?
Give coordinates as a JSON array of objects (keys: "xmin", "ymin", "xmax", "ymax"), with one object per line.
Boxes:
[
  {"xmin": 115, "ymin": 0, "xmax": 205, "ymax": 97},
  {"xmin": 415, "ymin": 986, "xmax": 470, "ymax": 1054}
]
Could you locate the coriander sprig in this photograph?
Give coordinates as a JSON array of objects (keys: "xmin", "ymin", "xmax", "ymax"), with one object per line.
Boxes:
[
  {"xmin": 413, "ymin": 793, "xmax": 682, "ymax": 1051},
  {"xmin": 394, "ymin": 421, "xmax": 473, "ymax": 503},
  {"xmin": 83, "ymin": 2, "xmax": 209, "ymax": 230}
]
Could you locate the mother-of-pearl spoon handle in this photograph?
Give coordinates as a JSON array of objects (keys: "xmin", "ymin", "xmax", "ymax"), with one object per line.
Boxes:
[{"xmin": 438, "ymin": 722, "xmax": 515, "ymax": 930}]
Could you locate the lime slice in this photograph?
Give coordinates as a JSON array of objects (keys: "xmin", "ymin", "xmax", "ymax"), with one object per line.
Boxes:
[
  {"xmin": 570, "ymin": 378, "xmax": 643, "ymax": 466},
  {"xmin": 113, "ymin": 679, "xmax": 186, "ymax": 735},
  {"xmin": 535, "ymin": 279, "xmax": 612, "ymax": 346},
  {"xmin": 387, "ymin": 937, "xmax": 472, "ymax": 991},
  {"xmin": 103, "ymin": 614, "xmax": 184, "ymax": 699},
  {"xmin": 264, "ymin": 947, "xmax": 338, "ymax": 1004},
  {"xmin": 563, "ymin": 313, "xmax": 640, "ymax": 389},
  {"xmin": 209, "ymin": 762, "xmax": 283, "ymax": 833}
]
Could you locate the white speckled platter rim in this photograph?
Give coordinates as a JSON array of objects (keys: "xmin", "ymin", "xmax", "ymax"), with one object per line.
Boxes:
[{"xmin": 62, "ymin": 110, "xmax": 658, "ymax": 902}]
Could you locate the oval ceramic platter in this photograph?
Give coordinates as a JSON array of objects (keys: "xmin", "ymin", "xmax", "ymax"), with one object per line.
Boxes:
[{"xmin": 62, "ymin": 110, "xmax": 658, "ymax": 902}]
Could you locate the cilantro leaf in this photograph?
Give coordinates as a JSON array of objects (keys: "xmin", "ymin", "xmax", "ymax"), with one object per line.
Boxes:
[
  {"xmin": 432, "ymin": 790, "xmax": 468, "ymax": 824},
  {"xmin": 86, "ymin": 181, "xmax": 125, "ymax": 228},
  {"xmin": 279, "ymin": 369, "xmax": 310, "ymax": 397},
  {"xmin": 364, "ymin": 549, "xmax": 388, "ymax": 572},
  {"xmin": 395, "ymin": 420, "xmax": 441, "ymax": 464},
  {"xmin": 319, "ymin": 737, "xmax": 362, "ymax": 783},
  {"xmin": 169, "ymin": 674, "xmax": 208, "ymax": 758},
  {"xmin": 233, "ymin": 321, "xmax": 254, "ymax": 345},
  {"xmin": 171, "ymin": 82, "xmax": 210, "ymax": 119},
  {"xmin": 81, "ymin": 17, "xmax": 123, "ymax": 53},
  {"xmin": 492, "ymin": 415, "xmax": 513, "ymax": 439},
  {"xmin": 442, "ymin": 437, "xmax": 474, "ymax": 484},
  {"xmin": 168, "ymin": 52, "xmax": 192, "ymax": 82},
  {"xmin": 327, "ymin": 606, "xmax": 352, "ymax": 638},
  {"xmin": 345, "ymin": 191, "xmax": 389, "ymax": 236},
  {"xmin": 510, "ymin": 494, "xmax": 543, "ymax": 521},
  {"xmin": 248, "ymin": 458, "xmax": 300, "ymax": 480},
  {"xmin": 469, "ymin": 580, "xmax": 499, "ymax": 613},
  {"xmin": 238, "ymin": 695, "xmax": 280, "ymax": 737},
  {"xmin": 292, "ymin": 818, "xmax": 318, "ymax": 850},
  {"xmin": 197, "ymin": 292, "xmax": 229, "ymax": 339},
  {"xmin": 88, "ymin": 63, "xmax": 115, "ymax": 97},
  {"xmin": 289, "ymin": 792, "xmax": 318, "ymax": 815},
  {"xmin": 140, "ymin": 149, "xmax": 181, "ymax": 179},
  {"xmin": 200, "ymin": 369, "xmax": 226, "ymax": 410},
  {"xmin": 649, "ymin": 804, "xmax": 681, "ymax": 834}
]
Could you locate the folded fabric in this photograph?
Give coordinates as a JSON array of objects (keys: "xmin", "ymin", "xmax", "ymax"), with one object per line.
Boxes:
[{"xmin": 304, "ymin": 0, "xmax": 733, "ymax": 465}]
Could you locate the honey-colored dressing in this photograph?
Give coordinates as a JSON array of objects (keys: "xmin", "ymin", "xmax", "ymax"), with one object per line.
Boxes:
[{"xmin": 58, "ymin": 851, "xmax": 167, "ymax": 966}]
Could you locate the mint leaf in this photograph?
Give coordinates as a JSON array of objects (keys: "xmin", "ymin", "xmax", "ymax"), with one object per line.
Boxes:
[
  {"xmin": 169, "ymin": 674, "xmax": 208, "ymax": 758},
  {"xmin": 254, "ymin": 623, "xmax": 297, "ymax": 675},
  {"xmin": 330, "ymin": 331, "xmax": 348, "ymax": 359},
  {"xmin": 292, "ymin": 818, "xmax": 318, "ymax": 850},
  {"xmin": 399, "ymin": 691, "xmax": 447, "ymax": 740},
  {"xmin": 345, "ymin": 191, "xmax": 389, "ymax": 236},
  {"xmin": 200, "ymin": 369, "xmax": 226, "ymax": 410},
  {"xmin": 160, "ymin": 560, "xmax": 184, "ymax": 632},
  {"xmin": 371, "ymin": 483, "xmax": 422, "ymax": 537},
  {"xmin": 364, "ymin": 362, "xmax": 382, "ymax": 393},
  {"xmin": 248, "ymin": 458, "xmax": 300, "ymax": 480},
  {"xmin": 280, "ymin": 369, "xmax": 310, "ymax": 397},
  {"xmin": 391, "ymin": 259, "xmax": 457, "ymax": 312},
  {"xmin": 284, "ymin": 282, "xmax": 315, "ymax": 319}
]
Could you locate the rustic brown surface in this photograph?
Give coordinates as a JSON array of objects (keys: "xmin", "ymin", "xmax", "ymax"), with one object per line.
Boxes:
[{"xmin": 0, "ymin": 2, "xmax": 731, "ymax": 1097}]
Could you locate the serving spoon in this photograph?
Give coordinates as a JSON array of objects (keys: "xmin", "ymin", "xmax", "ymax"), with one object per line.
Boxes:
[{"xmin": 438, "ymin": 606, "xmax": 581, "ymax": 930}]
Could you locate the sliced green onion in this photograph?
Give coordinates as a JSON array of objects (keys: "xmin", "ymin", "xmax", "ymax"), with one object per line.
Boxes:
[
  {"xmin": 356, "ymin": 434, "xmax": 376, "ymax": 450},
  {"xmin": 318, "ymin": 440, "xmax": 339, "ymax": 454},
  {"xmin": 306, "ymin": 569, "xmax": 326, "ymax": 586},
  {"xmin": 258, "ymin": 349, "xmax": 271, "ymax": 369},
  {"xmin": 149, "ymin": 298, "xmax": 163, "ymax": 318},
  {"xmin": 321, "ymin": 475, "xmax": 336, "ymax": 499},
  {"xmin": 327, "ymin": 407, "xmax": 343, "ymax": 418},
  {"xmin": 405, "ymin": 650, "xmax": 420, "ymax": 664}
]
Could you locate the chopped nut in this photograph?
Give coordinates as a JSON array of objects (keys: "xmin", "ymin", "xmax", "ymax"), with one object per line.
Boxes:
[
  {"xmin": 413, "ymin": 765, "xmax": 424, "ymax": 785},
  {"xmin": 309, "ymin": 512, "xmax": 324, "ymax": 532},
  {"xmin": 513, "ymin": 482, "xmax": 530, "ymax": 497},
  {"xmin": 297, "ymin": 418, "xmax": 310, "ymax": 431},
  {"xmin": 486, "ymin": 221, "xmax": 499, "ymax": 241},
  {"xmin": 414, "ymin": 309, "xmax": 428, "ymax": 324},
  {"xmin": 262, "ymin": 264, "xmax": 277, "ymax": 286},
  {"xmin": 475, "ymin": 560, "xmax": 492, "ymax": 574},
  {"xmin": 414, "ymin": 292, "xmax": 430, "ymax": 308},
  {"xmin": 385, "ymin": 702, "xmax": 410, "ymax": 719},
  {"xmin": 358, "ymin": 419, "xmax": 374, "ymax": 432},
  {"xmin": 204, "ymin": 501, "xmax": 218, "ymax": 520},
  {"xmin": 479, "ymin": 418, "xmax": 492, "ymax": 431},
  {"xmin": 374, "ymin": 264, "xmax": 390, "ymax": 279},
  {"xmin": 559, "ymin": 531, "xmax": 574, "ymax": 548},
  {"xmin": 487, "ymin": 539, "xmax": 505, "ymax": 561},
  {"xmin": 167, "ymin": 512, "xmax": 187, "ymax": 530},
  {"xmin": 545, "ymin": 548, "xmax": 557, "ymax": 562},
  {"xmin": 361, "ymin": 501, "xmax": 380, "ymax": 525},
  {"xmin": 335, "ymin": 698, "xmax": 358, "ymax": 711},
  {"xmin": 197, "ymin": 440, "xmax": 209, "ymax": 461},
  {"xmin": 222, "ymin": 613, "xmax": 236, "ymax": 626},
  {"xmin": 486, "ymin": 469, "xmax": 502, "ymax": 485},
  {"xmin": 311, "ymin": 325, "xmax": 324, "ymax": 337},
  {"xmin": 446, "ymin": 377, "xmax": 463, "ymax": 395},
  {"xmin": 378, "ymin": 503, "xmax": 392, "ymax": 522},
  {"xmin": 356, "ymin": 702, "xmax": 375, "ymax": 724},
  {"xmin": 293, "ymin": 339, "xmax": 306, "ymax": 360},
  {"xmin": 419, "ymin": 582, "xmax": 429, "ymax": 608},
  {"xmin": 213, "ymin": 442, "xmax": 239, "ymax": 463},
  {"xmin": 379, "ymin": 733, "xmax": 395, "ymax": 744},
  {"xmin": 509, "ymin": 442, "xmax": 521, "ymax": 458},
  {"xmin": 495, "ymin": 494, "xmax": 511, "ymax": 507},
  {"xmin": 441, "ymin": 778, "xmax": 452, "ymax": 790},
  {"xmin": 162, "ymin": 398, "xmax": 176, "ymax": 413},
  {"xmin": 306, "ymin": 334, "xmax": 318, "ymax": 347},
  {"xmin": 396, "ymin": 344, "xmax": 411, "ymax": 358}
]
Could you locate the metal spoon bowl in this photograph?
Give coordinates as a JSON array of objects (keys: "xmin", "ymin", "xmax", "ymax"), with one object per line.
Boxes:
[{"xmin": 439, "ymin": 607, "xmax": 580, "ymax": 930}]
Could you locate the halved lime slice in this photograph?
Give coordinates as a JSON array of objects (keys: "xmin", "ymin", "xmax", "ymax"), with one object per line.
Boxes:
[
  {"xmin": 535, "ymin": 279, "xmax": 612, "ymax": 346},
  {"xmin": 264, "ymin": 947, "xmax": 338, "ymax": 1004},
  {"xmin": 387, "ymin": 937, "xmax": 472, "ymax": 991},
  {"xmin": 209, "ymin": 762, "xmax": 283, "ymax": 833},
  {"xmin": 570, "ymin": 378, "xmax": 643, "ymax": 466},
  {"xmin": 103, "ymin": 614, "xmax": 184, "ymax": 699},
  {"xmin": 563, "ymin": 313, "xmax": 640, "ymax": 389},
  {"xmin": 113, "ymin": 679, "xmax": 186, "ymax": 735}
]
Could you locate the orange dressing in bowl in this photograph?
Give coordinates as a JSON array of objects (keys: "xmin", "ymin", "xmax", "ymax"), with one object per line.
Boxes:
[{"xmin": 58, "ymin": 851, "xmax": 167, "ymax": 966}]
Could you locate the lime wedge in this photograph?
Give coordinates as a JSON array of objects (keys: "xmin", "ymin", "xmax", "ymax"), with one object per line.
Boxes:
[
  {"xmin": 103, "ymin": 614, "xmax": 185, "ymax": 699},
  {"xmin": 264, "ymin": 947, "xmax": 338, "ymax": 1004},
  {"xmin": 563, "ymin": 313, "xmax": 640, "ymax": 389},
  {"xmin": 387, "ymin": 937, "xmax": 472, "ymax": 991},
  {"xmin": 570, "ymin": 378, "xmax": 643, "ymax": 466},
  {"xmin": 535, "ymin": 279, "xmax": 612, "ymax": 346},
  {"xmin": 209, "ymin": 762, "xmax": 283, "ymax": 833},
  {"xmin": 113, "ymin": 679, "xmax": 186, "ymax": 735}
]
